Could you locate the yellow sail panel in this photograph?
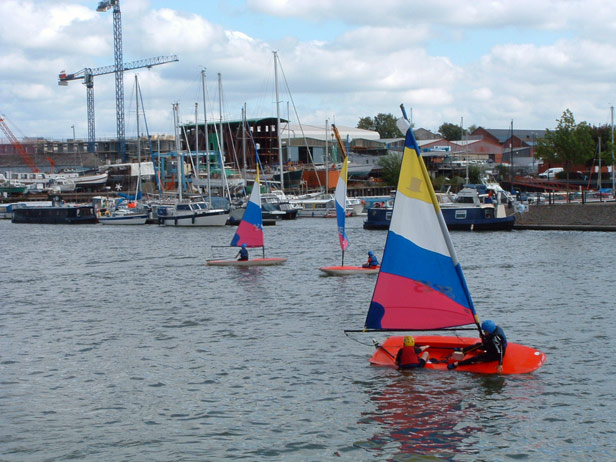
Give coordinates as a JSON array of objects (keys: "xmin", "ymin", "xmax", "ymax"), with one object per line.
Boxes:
[{"xmin": 397, "ymin": 145, "xmax": 441, "ymax": 213}]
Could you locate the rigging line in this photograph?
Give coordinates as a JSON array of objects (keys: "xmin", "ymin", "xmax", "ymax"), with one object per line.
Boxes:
[
  {"xmin": 217, "ymin": 79, "xmax": 232, "ymax": 201},
  {"xmin": 275, "ymin": 54, "xmax": 321, "ymax": 189},
  {"xmin": 246, "ymin": 121, "xmax": 268, "ymax": 186},
  {"xmin": 343, "ymin": 331, "xmax": 377, "ymax": 348},
  {"xmin": 137, "ymin": 80, "xmax": 161, "ymax": 196}
]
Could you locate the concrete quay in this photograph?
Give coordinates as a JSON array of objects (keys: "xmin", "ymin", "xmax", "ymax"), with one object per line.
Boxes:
[{"xmin": 514, "ymin": 201, "xmax": 616, "ymax": 231}]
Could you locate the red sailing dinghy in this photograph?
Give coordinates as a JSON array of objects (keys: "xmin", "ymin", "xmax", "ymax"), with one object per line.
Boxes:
[
  {"xmin": 206, "ymin": 168, "xmax": 286, "ymax": 267},
  {"xmin": 318, "ymin": 157, "xmax": 380, "ymax": 276},
  {"xmin": 356, "ymin": 112, "xmax": 545, "ymax": 374}
]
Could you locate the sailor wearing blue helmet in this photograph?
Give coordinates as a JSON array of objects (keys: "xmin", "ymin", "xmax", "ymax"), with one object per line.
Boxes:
[
  {"xmin": 448, "ymin": 319, "xmax": 508, "ymax": 373},
  {"xmin": 362, "ymin": 250, "xmax": 379, "ymax": 268},
  {"xmin": 236, "ymin": 243, "xmax": 249, "ymax": 261}
]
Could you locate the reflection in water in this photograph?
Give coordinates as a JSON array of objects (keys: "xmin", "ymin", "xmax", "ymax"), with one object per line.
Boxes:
[
  {"xmin": 356, "ymin": 372, "xmax": 483, "ymax": 460},
  {"xmin": 355, "ymin": 370, "xmax": 547, "ymax": 460}
]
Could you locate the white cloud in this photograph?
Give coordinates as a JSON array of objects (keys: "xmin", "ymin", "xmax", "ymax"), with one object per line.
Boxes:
[{"xmin": 1, "ymin": 0, "xmax": 616, "ymax": 141}]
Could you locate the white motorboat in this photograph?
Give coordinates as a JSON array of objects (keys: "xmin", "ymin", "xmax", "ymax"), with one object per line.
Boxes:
[
  {"xmin": 154, "ymin": 200, "xmax": 229, "ymax": 226},
  {"xmin": 98, "ymin": 206, "xmax": 148, "ymax": 225}
]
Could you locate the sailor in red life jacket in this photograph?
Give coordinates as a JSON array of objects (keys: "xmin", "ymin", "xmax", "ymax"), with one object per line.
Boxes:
[{"xmin": 396, "ymin": 336, "xmax": 430, "ymax": 369}]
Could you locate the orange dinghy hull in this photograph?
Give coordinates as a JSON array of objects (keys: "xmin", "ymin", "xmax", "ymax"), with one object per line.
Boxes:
[
  {"xmin": 206, "ymin": 258, "xmax": 287, "ymax": 267},
  {"xmin": 370, "ymin": 335, "xmax": 546, "ymax": 375},
  {"xmin": 319, "ymin": 265, "xmax": 380, "ymax": 275}
]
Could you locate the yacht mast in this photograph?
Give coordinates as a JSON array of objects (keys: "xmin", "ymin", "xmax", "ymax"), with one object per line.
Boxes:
[
  {"xmin": 201, "ymin": 69, "xmax": 212, "ymax": 207},
  {"xmin": 218, "ymin": 73, "xmax": 230, "ymax": 200},
  {"xmin": 274, "ymin": 51, "xmax": 284, "ymax": 191},
  {"xmin": 135, "ymin": 74, "xmax": 141, "ymax": 200},
  {"xmin": 173, "ymin": 103, "xmax": 182, "ymax": 201}
]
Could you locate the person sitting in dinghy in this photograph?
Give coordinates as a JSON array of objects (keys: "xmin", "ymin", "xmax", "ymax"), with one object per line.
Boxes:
[
  {"xmin": 396, "ymin": 336, "xmax": 430, "ymax": 369},
  {"xmin": 236, "ymin": 243, "xmax": 249, "ymax": 261},
  {"xmin": 448, "ymin": 320, "xmax": 508, "ymax": 373},
  {"xmin": 362, "ymin": 250, "xmax": 379, "ymax": 268}
]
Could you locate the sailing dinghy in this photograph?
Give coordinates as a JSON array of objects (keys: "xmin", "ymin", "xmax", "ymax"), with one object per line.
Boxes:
[
  {"xmin": 206, "ymin": 168, "xmax": 287, "ymax": 267},
  {"xmin": 351, "ymin": 114, "xmax": 545, "ymax": 375},
  {"xmin": 319, "ymin": 153, "xmax": 379, "ymax": 276}
]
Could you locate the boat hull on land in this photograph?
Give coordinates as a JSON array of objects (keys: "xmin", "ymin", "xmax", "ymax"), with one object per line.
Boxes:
[
  {"xmin": 319, "ymin": 265, "xmax": 379, "ymax": 276},
  {"xmin": 371, "ymin": 335, "xmax": 546, "ymax": 375},
  {"xmin": 206, "ymin": 258, "xmax": 287, "ymax": 267}
]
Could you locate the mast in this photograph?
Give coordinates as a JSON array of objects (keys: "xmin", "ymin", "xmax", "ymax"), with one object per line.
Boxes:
[
  {"xmin": 134, "ymin": 74, "xmax": 141, "ymax": 200},
  {"xmin": 325, "ymin": 119, "xmax": 329, "ymax": 193},
  {"xmin": 201, "ymin": 69, "xmax": 212, "ymax": 207},
  {"xmin": 173, "ymin": 102, "xmax": 182, "ymax": 201},
  {"xmin": 242, "ymin": 104, "xmax": 247, "ymax": 191},
  {"xmin": 195, "ymin": 102, "xmax": 199, "ymax": 178},
  {"xmin": 274, "ymin": 51, "xmax": 284, "ymax": 191},
  {"xmin": 610, "ymin": 106, "xmax": 616, "ymax": 197},
  {"xmin": 598, "ymin": 136, "xmax": 602, "ymax": 194},
  {"xmin": 218, "ymin": 72, "xmax": 230, "ymax": 201},
  {"xmin": 509, "ymin": 120, "xmax": 514, "ymax": 191},
  {"xmin": 462, "ymin": 116, "xmax": 468, "ymax": 184}
]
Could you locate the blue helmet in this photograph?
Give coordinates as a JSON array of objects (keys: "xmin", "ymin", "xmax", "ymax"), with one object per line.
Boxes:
[
  {"xmin": 241, "ymin": 243, "xmax": 247, "ymax": 248},
  {"xmin": 481, "ymin": 320, "xmax": 496, "ymax": 334},
  {"xmin": 368, "ymin": 250, "xmax": 374, "ymax": 256}
]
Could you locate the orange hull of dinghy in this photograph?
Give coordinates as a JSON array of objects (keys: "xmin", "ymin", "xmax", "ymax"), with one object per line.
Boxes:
[
  {"xmin": 370, "ymin": 335, "xmax": 546, "ymax": 375},
  {"xmin": 319, "ymin": 265, "xmax": 380, "ymax": 276},
  {"xmin": 206, "ymin": 258, "xmax": 287, "ymax": 267}
]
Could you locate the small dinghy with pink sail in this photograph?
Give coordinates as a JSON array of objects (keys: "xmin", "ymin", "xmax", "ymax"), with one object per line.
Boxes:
[
  {"xmin": 346, "ymin": 107, "xmax": 545, "ymax": 374},
  {"xmin": 318, "ymin": 140, "xmax": 380, "ymax": 276},
  {"xmin": 207, "ymin": 167, "xmax": 286, "ymax": 267}
]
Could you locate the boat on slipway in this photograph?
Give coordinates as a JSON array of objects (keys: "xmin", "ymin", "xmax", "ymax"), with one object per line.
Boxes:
[
  {"xmin": 207, "ymin": 167, "xmax": 286, "ymax": 267},
  {"xmin": 319, "ymin": 159, "xmax": 380, "ymax": 276},
  {"xmin": 347, "ymin": 112, "xmax": 545, "ymax": 375}
]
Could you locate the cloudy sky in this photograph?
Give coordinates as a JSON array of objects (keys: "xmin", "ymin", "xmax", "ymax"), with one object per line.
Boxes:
[{"xmin": 1, "ymin": 0, "xmax": 615, "ymax": 142}]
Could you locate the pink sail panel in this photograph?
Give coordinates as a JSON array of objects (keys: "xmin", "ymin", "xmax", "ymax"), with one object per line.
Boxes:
[
  {"xmin": 230, "ymin": 170, "xmax": 264, "ymax": 248},
  {"xmin": 368, "ymin": 266, "xmax": 476, "ymax": 331}
]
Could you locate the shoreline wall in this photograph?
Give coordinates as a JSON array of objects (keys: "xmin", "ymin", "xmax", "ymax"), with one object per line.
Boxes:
[{"xmin": 515, "ymin": 202, "xmax": 616, "ymax": 231}]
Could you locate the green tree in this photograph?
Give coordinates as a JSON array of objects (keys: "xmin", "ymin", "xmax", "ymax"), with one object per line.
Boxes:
[
  {"xmin": 377, "ymin": 152, "xmax": 403, "ymax": 186},
  {"xmin": 357, "ymin": 113, "xmax": 403, "ymax": 138},
  {"xmin": 468, "ymin": 165, "xmax": 481, "ymax": 184},
  {"xmin": 438, "ymin": 122, "xmax": 467, "ymax": 141},
  {"xmin": 536, "ymin": 109, "xmax": 594, "ymax": 187},
  {"xmin": 357, "ymin": 116, "xmax": 374, "ymax": 131},
  {"xmin": 589, "ymin": 124, "xmax": 614, "ymax": 164}
]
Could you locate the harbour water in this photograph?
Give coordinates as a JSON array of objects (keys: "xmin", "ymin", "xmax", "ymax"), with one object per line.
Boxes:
[{"xmin": 1, "ymin": 217, "xmax": 615, "ymax": 461}]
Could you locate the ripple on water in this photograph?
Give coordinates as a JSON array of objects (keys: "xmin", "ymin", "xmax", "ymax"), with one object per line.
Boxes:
[{"xmin": 0, "ymin": 221, "xmax": 615, "ymax": 460}]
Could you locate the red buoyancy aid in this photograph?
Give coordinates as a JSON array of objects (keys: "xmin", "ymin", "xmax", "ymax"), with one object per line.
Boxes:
[{"xmin": 398, "ymin": 346, "xmax": 421, "ymax": 367}]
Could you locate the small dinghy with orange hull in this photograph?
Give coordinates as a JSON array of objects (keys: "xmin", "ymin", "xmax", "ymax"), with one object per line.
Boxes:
[
  {"xmin": 345, "ymin": 107, "xmax": 545, "ymax": 375},
  {"xmin": 206, "ymin": 166, "xmax": 286, "ymax": 267},
  {"xmin": 318, "ymin": 150, "xmax": 379, "ymax": 276},
  {"xmin": 371, "ymin": 336, "xmax": 546, "ymax": 375},
  {"xmin": 207, "ymin": 257, "xmax": 286, "ymax": 267},
  {"xmin": 319, "ymin": 265, "xmax": 380, "ymax": 276}
]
